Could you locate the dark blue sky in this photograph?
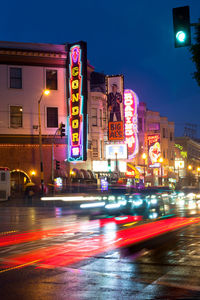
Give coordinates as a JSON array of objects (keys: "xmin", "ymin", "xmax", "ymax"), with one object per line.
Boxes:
[{"xmin": 1, "ymin": 0, "xmax": 200, "ymax": 136}]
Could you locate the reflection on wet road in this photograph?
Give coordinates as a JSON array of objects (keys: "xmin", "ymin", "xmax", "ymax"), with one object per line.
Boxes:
[{"xmin": 1, "ymin": 207, "xmax": 200, "ymax": 299}]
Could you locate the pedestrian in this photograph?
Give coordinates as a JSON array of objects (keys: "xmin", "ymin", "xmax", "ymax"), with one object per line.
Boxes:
[{"xmin": 24, "ymin": 186, "xmax": 34, "ymax": 206}]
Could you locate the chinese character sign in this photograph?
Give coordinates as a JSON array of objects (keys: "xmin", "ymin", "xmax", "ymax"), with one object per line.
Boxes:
[
  {"xmin": 106, "ymin": 75, "xmax": 124, "ymax": 141},
  {"xmin": 124, "ymin": 89, "xmax": 139, "ymax": 159},
  {"xmin": 67, "ymin": 42, "xmax": 87, "ymax": 161},
  {"xmin": 147, "ymin": 134, "xmax": 161, "ymax": 166}
]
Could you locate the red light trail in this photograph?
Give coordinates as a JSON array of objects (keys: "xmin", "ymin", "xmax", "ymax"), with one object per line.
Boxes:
[{"xmin": 0, "ymin": 217, "xmax": 199, "ymax": 273}]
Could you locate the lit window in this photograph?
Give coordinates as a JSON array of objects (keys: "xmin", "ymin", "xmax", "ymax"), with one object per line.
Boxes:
[
  {"xmin": 46, "ymin": 70, "xmax": 57, "ymax": 90},
  {"xmin": 10, "ymin": 106, "xmax": 23, "ymax": 128},
  {"xmin": 10, "ymin": 67, "xmax": 22, "ymax": 89},
  {"xmin": 47, "ymin": 107, "xmax": 58, "ymax": 128}
]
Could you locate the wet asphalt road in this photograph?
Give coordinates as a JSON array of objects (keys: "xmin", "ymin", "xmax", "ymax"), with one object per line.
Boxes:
[{"xmin": 1, "ymin": 201, "xmax": 200, "ymax": 299}]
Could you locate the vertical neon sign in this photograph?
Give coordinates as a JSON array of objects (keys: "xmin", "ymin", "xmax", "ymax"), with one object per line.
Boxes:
[
  {"xmin": 124, "ymin": 89, "xmax": 139, "ymax": 159},
  {"xmin": 67, "ymin": 42, "xmax": 87, "ymax": 161}
]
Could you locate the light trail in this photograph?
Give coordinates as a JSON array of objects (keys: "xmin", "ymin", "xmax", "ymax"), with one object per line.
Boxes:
[
  {"xmin": 0, "ymin": 215, "xmax": 141, "ymax": 247},
  {"xmin": 0, "ymin": 217, "xmax": 199, "ymax": 272}
]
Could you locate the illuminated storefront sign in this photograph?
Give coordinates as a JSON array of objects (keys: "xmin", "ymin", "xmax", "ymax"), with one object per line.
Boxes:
[
  {"xmin": 93, "ymin": 161, "xmax": 127, "ymax": 172},
  {"xmin": 106, "ymin": 144, "xmax": 127, "ymax": 159},
  {"xmin": 175, "ymin": 159, "xmax": 185, "ymax": 169},
  {"xmin": 124, "ymin": 89, "xmax": 139, "ymax": 159},
  {"xmin": 67, "ymin": 42, "xmax": 87, "ymax": 161},
  {"xmin": 106, "ymin": 75, "xmax": 124, "ymax": 141},
  {"xmin": 147, "ymin": 134, "xmax": 161, "ymax": 167}
]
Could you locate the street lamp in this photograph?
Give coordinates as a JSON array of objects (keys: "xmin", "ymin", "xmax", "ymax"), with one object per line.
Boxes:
[
  {"xmin": 188, "ymin": 165, "xmax": 192, "ymax": 171},
  {"xmin": 38, "ymin": 89, "xmax": 50, "ymax": 195},
  {"xmin": 197, "ymin": 167, "xmax": 200, "ymax": 189},
  {"xmin": 159, "ymin": 157, "xmax": 163, "ymax": 186},
  {"xmin": 142, "ymin": 153, "xmax": 147, "ymax": 186}
]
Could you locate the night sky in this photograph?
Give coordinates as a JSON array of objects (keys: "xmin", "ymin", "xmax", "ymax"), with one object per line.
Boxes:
[{"xmin": 1, "ymin": 0, "xmax": 200, "ymax": 137}]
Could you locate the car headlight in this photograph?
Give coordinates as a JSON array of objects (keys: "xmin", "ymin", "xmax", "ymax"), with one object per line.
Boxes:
[{"xmin": 134, "ymin": 199, "xmax": 143, "ymax": 207}]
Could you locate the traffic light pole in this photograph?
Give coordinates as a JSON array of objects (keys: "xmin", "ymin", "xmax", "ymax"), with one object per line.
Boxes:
[{"xmin": 51, "ymin": 128, "xmax": 60, "ymax": 193}]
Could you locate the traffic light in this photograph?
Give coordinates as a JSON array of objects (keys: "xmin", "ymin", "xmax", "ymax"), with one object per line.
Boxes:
[
  {"xmin": 56, "ymin": 160, "xmax": 60, "ymax": 170},
  {"xmin": 108, "ymin": 159, "xmax": 111, "ymax": 172},
  {"xmin": 172, "ymin": 6, "xmax": 191, "ymax": 48},
  {"xmin": 60, "ymin": 123, "xmax": 65, "ymax": 138}
]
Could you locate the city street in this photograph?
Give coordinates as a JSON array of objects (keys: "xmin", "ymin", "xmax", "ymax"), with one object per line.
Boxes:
[{"xmin": 1, "ymin": 202, "xmax": 200, "ymax": 299}]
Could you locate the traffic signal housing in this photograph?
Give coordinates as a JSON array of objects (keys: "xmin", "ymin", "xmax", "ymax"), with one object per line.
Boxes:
[
  {"xmin": 172, "ymin": 6, "xmax": 191, "ymax": 48},
  {"xmin": 60, "ymin": 123, "xmax": 65, "ymax": 138},
  {"xmin": 108, "ymin": 159, "xmax": 111, "ymax": 172},
  {"xmin": 56, "ymin": 160, "xmax": 60, "ymax": 170}
]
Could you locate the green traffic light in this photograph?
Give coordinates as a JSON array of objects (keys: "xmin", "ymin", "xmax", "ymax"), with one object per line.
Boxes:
[{"xmin": 176, "ymin": 31, "xmax": 186, "ymax": 43}]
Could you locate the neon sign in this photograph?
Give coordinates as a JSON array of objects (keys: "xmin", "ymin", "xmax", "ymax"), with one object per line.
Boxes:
[
  {"xmin": 147, "ymin": 134, "xmax": 161, "ymax": 166},
  {"xmin": 67, "ymin": 42, "xmax": 87, "ymax": 161},
  {"xmin": 124, "ymin": 89, "xmax": 139, "ymax": 159}
]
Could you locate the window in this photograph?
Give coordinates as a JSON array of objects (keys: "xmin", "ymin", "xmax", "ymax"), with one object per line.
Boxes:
[
  {"xmin": 10, "ymin": 67, "xmax": 22, "ymax": 89},
  {"xmin": 163, "ymin": 150, "xmax": 165, "ymax": 158},
  {"xmin": 103, "ymin": 109, "xmax": 106, "ymax": 128},
  {"xmin": 47, "ymin": 107, "xmax": 58, "ymax": 128},
  {"xmin": 100, "ymin": 140, "xmax": 103, "ymax": 159},
  {"xmin": 10, "ymin": 106, "xmax": 23, "ymax": 128},
  {"xmin": 162, "ymin": 128, "xmax": 166, "ymax": 138},
  {"xmin": 91, "ymin": 108, "xmax": 97, "ymax": 126},
  {"xmin": 138, "ymin": 118, "xmax": 143, "ymax": 131},
  {"xmin": 46, "ymin": 70, "xmax": 57, "ymax": 90},
  {"xmin": 170, "ymin": 132, "xmax": 173, "ymax": 141},
  {"xmin": 88, "ymin": 140, "xmax": 92, "ymax": 150},
  {"xmin": 1, "ymin": 173, "xmax": 5, "ymax": 181},
  {"xmin": 148, "ymin": 122, "xmax": 160, "ymax": 131},
  {"xmin": 92, "ymin": 139, "xmax": 98, "ymax": 157},
  {"xmin": 100, "ymin": 109, "xmax": 103, "ymax": 127}
]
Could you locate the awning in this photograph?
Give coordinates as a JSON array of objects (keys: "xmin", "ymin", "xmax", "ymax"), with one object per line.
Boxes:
[
  {"xmin": 54, "ymin": 169, "xmax": 68, "ymax": 178},
  {"xmin": 127, "ymin": 163, "xmax": 141, "ymax": 178}
]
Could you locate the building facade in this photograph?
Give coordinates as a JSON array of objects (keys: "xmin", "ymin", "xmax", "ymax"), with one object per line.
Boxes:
[
  {"xmin": 0, "ymin": 41, "xmax": 176, "ymax": 192},
  {"xmin": 0, "ymin": 41, "xmax": 95, "ymax": 191},
  {"xmin": 175, "ymin": 136, "xmax": 200, "ymax": 187}
]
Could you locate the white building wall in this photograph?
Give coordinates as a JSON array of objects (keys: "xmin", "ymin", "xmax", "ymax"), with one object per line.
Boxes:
[{"xmin": 0, "ymin": 65, "xmax": 66, "ymax": 135}]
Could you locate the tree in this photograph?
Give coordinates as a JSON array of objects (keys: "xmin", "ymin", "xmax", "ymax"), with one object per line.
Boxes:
[{"xmin": 190, "ymin": 19, "xmax": 200, "ymax": 86}]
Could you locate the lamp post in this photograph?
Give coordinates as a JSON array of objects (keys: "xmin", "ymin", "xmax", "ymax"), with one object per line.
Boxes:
[
  {"xmin": 142, "ymin": 153, "xmax": 147, "ymax": 187},
  {"xmin": 159, "ymin": 157, "xmax": 163, "ymax": 186},
  {"xmin": 187, "ymin": 164, "xmax": 192, "ymax": 186},
  {"xmin": 38, "ymin": 89, "xmax": 50, "ymax": 195},
  {"xmin": 197, "ymin": 167, "xmax": 200, "ymax": 189}
]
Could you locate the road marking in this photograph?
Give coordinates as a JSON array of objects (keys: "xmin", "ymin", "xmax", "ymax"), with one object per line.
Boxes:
[
  {"xmin": 0, "ymin": 230, "xmax": 17, "ymax": 236},
  {"xmin": 123, "ymin": 222, "xmax": 137, "ymax": 227},
  {"xmin": 0, "ymin": 259, "xmax": 39, "ymax": 274}
]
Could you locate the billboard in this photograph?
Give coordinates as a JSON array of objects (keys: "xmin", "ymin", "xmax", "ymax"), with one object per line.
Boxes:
[
  {"xmin": 124, "ymin": 89, "xmax": 139, "ymax": 159},
  {"xmin": 175, "ymin": 159, "xmax": 185, "ymax": 169},
  {"xmin": 106, "ymin": 75, "xmax": 124, "ymax": 141},
  {"xmin": 67, "ymin": 41, "xmax": 88, "ymax": 161},
  {"xmin": 147, "ymin": 134, "xmax": 161, "ymax": 167},
  {"xmin": 93, "ymin": 160, "xmax": 127, "ymax": 172},
  {"xmin": 106, "ymin": 144, "xmax": 127, "ymax": 159}
]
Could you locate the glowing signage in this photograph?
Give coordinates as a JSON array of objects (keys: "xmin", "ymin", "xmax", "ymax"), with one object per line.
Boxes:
[
  {"xmin": 67, "ymin": 42, "xmax": 87, "ymax": 161},
  {"xmin": 175, "ymin": 159, "xmax": 185, "ymax": 169},
  {"xmin": 93, "ymin": 161, "xmax": 127, "ymax": 172},
  {"xmin": 106, "ymin": 144, "xmax": 127, "ymax": 159},
  {"xmin": 106, "ymin": 75, "xmax": 124, "ymax": 141},
  {"xmin": 147, "ymin": 134, "xmax": 161, "ymax": 166},
  {"xmin": 101, "ymin": 178, "xmax": 108, "ymax": 191},
  {"xmin": 124, "ymin": 89, "xmax": 139, "ymax": 159}
]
